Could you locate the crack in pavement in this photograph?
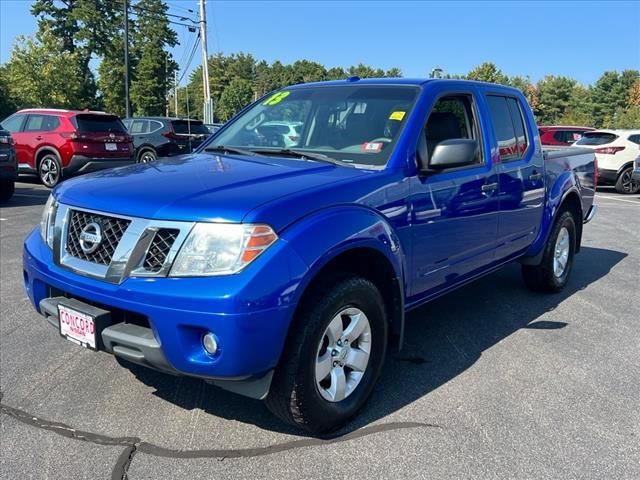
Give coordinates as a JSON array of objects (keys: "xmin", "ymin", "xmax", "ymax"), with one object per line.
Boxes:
[{"xmin": 1, "ymin": 400, "xmax": 442, "ymax": 478}]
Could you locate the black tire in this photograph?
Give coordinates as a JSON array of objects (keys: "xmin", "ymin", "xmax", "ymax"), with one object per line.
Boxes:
[
  {"xmin": 614, "ymin": 167, "xmax": 640, "ymax": 194},
  {"xmin": 38, "ymin": 153, "xmax": 62, "ymax": 188},
  {"xmin": 137, "ymin": 148, "xmax": 157, "ymax": 163},
  {"xmin": 0, "ymin": 179, "xmax": 15, "ymax": 202},
  {"xmin": 265, "ymin": 275, "xmax": 388, "ymax": 433},
  {"xmin": 522, "ymin": 210, "xmax": 576, "ymax": 293}
]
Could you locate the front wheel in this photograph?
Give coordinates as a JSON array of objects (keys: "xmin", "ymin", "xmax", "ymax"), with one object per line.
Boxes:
[
  {"xmin": 522, "ymin": 210, "xmax": 576, "ymax": 293},
  {"xmin": 615, "ymin": 167, "xmax": 640, "ymax": 194},
  {"xmin": 265, "ymin": 275, "xmax": 388, "ymax": 433}
]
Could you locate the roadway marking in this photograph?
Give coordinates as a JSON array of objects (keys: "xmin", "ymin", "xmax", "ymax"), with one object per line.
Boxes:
[{"xmin": 596, "ymin": 195, "xmax": 640, "ymax": 205}]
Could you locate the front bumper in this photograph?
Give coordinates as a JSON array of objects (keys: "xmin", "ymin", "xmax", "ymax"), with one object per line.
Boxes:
[
  {"xmin": 23, "ymin": 229, "xmax": 308, "ymax": 398},
  {"xmin": 63, "ymin": 155, "xmax": 136, "ymax": 176}
]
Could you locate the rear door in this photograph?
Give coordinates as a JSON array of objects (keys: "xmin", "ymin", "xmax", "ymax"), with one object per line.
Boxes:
[
  {"xmin": 23, "ymin": 114, "xmax": 61, "ymax": 166},
  {"xmin": 409, "ymin": 88, "xmax": 499, "ymax": 297},
  {"xmin": 484, "ymin": 94, "xmax": 544, "ymax": 261}
]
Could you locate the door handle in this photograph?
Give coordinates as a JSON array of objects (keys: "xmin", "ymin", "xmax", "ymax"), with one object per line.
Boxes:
[
  {"xmin": 529, "ymin": 172, "xmax": 543, "ymax": 181},
  {"xmin": 35, "ymin": 136, "xmax": 43, "ymax": 140},
  {"xmin": 481, "ymin": 182, "xmax": 498, "ymax": 192}
]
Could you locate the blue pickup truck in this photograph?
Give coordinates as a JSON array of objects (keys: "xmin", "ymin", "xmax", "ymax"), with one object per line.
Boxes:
[{"xmin": 23, "ymin": 78, "xmax": 597, "ymax": 432}]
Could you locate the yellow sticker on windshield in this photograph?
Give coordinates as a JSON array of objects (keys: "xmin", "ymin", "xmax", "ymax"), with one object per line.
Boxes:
[
  {"xmin": 389, "ymin": 111, "xmax": 406, "ymax": 121},
  {"xmin": 263, "ymin": 91, "xmax": 290, "ymax": 106}
]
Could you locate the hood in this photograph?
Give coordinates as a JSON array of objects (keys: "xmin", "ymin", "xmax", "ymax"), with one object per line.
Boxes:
[{"xmin": 54, "ymin": 153, "xmax": 367, "ymax": 224}]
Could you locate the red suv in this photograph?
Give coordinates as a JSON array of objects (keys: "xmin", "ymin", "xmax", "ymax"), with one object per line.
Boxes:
[
  {"xmin": 0, "ymin": 109, "xmax": 134, "ymax": 187},
  {"xmin": 538, "ymin": 126, "xmax": 595, "ymax": 147}
]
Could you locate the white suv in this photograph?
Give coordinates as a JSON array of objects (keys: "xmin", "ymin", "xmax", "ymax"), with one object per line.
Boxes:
[{"xmin": 574, "ymin": 130, "xmax": 640, "ymax": 194}]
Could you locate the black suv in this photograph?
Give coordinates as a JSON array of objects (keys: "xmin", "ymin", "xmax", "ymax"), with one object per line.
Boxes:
[
  {"xmin": 123, "ymin": 117, "xmax": 210, "ymax": 163},
  {"xmin": 0, "ymin": 125, "xmax": 17, "ymax": 202}
]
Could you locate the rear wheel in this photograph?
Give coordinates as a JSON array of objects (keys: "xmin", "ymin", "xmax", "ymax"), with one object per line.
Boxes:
[
  {"xmin": 265, "ymin": 275, "xmax": 388, "ymax": 433},
  {"xmin": 137, "ymin": 148, "xmax": 157, "ymax": 163},
  {"xmin": 38, "ymin": 153, "xmax": 62, "ymax": 188},
  {"xmin": 522, "ymin": 210, "xmax": 576, "ymax": 293},
  {"xmin": 0, "ymin": 179, "xmax": 15, "ymax": 202},
  {"xmin": 614, "ymin": 167, "xmax": 639, "ymax": 194}
]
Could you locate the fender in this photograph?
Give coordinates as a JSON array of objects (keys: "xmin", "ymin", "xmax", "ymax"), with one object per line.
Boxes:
[
  {"xmin": 520, "ymin": 169, "xmax": 582, "ymax": 264},
  {"xmin": 35, "ymin": 145, "xmax": 62, "ymax": 166},
  {"xmin": 280, "ymin": 204, "xmax": 407, "ymax": 348}
]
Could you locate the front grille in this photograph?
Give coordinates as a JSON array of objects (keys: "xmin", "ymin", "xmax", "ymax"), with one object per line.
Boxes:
[
  {"xmin": 143, "ymin": 228, "xmax": 179, "ymax": 272},
  {"xmin": 66, "ymin": 210, "xmax": 130, "ymax": 265}
]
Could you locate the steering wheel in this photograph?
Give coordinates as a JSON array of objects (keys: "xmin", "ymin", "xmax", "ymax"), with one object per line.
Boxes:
[{"xmin": 368, "ymin": 137, "xmax": 392, "ymax": 143}]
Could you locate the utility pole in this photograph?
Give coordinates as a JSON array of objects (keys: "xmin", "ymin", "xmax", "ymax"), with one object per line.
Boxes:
[
  {"xmin": 199, "ymin": 0, "xmax": 213, "ymax": 123},
  {"xmin": 174, "ymin": 71, "xmax": 179, "ymax": 117},
  {"xmin": 124, "ymin": 0, "xmax": 130, "ymax": 117}
]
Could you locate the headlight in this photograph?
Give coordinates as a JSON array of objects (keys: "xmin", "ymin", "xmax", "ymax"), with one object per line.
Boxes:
[
  {"xmin": 39, "ymin": 194, "xmax": 57, "ymax": 248},
  {"xmin": 169, "ymin": 223, "xmax": 278, "ymax": 277}
]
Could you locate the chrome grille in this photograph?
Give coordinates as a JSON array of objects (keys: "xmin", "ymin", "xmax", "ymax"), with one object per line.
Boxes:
[
  {"xmin": 66, "ymin": 210, "xmax": 130, "ymax": 265},
  {"xmin": 143, "ymin": 229, "xmax": 179, "ymax": 272}
]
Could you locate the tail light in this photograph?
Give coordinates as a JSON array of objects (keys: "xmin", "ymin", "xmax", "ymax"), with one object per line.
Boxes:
[
  {"xmin": 594, "ymin": 146, "xmax": 625, "ymax": 155},
  {"xmin": 60, "ymin": 132, "xmax": 79, "ymax": 140},
  {"xmin": 162, "ymin": 131, "xmax": 180, "ymax": 141}
]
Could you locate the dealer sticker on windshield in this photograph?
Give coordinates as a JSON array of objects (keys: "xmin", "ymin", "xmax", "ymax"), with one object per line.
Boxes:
[
  {"xmin": 263, "ymin": 91, "xmax": 290, "ymax": 106},
  {"xmin": 362, "ymin": 142, "xmax": 383, "ymax": 153},
  {"xmin": 389, "ymin": 111, "xmax": 406, "ymax": 121}
]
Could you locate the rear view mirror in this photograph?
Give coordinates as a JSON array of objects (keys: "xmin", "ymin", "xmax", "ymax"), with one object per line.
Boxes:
[{"xmin": 426, "ymin": 138, "xmax": 478, "ymax": 171}]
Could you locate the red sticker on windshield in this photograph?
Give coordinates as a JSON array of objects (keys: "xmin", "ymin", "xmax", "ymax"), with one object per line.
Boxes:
[{"xmin": 362, "ymin": 142, "xmax": 383, "ymax": 153}]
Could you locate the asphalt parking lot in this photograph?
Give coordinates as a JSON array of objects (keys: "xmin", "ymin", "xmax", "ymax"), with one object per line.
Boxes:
[{"xmin": 1, "ymin": 179, "xmax": 639, "ymax": 479}]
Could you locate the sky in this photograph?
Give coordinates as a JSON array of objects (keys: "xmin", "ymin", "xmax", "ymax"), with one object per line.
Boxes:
[{"xmin": 1, "ymin": 0, "xmax": 639, "ymax": 86}]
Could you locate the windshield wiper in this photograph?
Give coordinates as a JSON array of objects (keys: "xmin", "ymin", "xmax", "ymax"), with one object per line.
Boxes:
[
  {"xmin": 251, "ymin": 148, "xmax": 351, "ymax": 166},
  {"xmin": 204, "ymin": 145, "xmax": 262, "ymax": 157}
]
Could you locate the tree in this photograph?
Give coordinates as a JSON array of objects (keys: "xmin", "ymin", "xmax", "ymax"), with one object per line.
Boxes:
[
  {"xmin": 97, "ymin": 37, "xmax": 129, "ymax": 116},
  {"xmin": 216, "ymin": 79, "xmax": 253, "ymax": 121},
  {"xmin": 627, "ymin": 79, "xmax": 640, "ymax": 107},
  {"xmin": 590, "ymin": 70, "xmax": 640, "ymax": 127},
  {"xmin": 385, "ymin": 67, "xmax": 402, "ymax": 77},
  {"xmin": 326, "ymin": 67, "xmax": 347, "ymax": 80},
  {"xmin": 467, "ymin": 62, "xmax": 509, "ymax": 84},
  {"xmin": 130, "ymin": 0, "xmax": 178, "ymax": 115},
  {"xmin": 0, "ymin": 65, "xmax": 16, "ymax": 119},
  {"xmin": 614, "ymin": 106, "xmax": 640, "ymax": 128},
  {"xmin": 5, "ymin": 29, "xmax": 87, "ymax": 109},
  {"xmin": 31, "ymin": 0, "xmax": 122, "ymax": 105},
  {"xmin": 536, "ymin": 75, "xmax": 577, "ymax": 124}
]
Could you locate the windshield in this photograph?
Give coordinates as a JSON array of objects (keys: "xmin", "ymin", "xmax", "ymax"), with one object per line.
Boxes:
[{"xmin": 206, "ymin": 85, "xmax": 420, "ymax": 167}]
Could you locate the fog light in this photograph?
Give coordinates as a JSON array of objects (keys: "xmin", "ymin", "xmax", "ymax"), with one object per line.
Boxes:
[{"xmin": 202, "ymin": 332, "xmax": 218, "ymax": 355}]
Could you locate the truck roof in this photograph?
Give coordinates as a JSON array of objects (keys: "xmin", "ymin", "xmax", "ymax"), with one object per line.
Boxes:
[{"xmin": 287, "ymin": 77, "xmax": 525, "ymax": 94}]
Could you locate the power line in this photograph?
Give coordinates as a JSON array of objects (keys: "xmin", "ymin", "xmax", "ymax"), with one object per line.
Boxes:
[{"xmin": 176, "ymin": 31, "xmax": 200, "ymax": 86}]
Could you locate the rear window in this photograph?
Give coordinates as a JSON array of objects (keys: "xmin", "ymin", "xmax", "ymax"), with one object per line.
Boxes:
[
  {"xmin": 171, "ymin": 120, "xmax": 208, "ymax": 135},
  {"xmin": 72, "ymin": 114, "xmax": 127, "ymax": 133},
  {"xmin": 575, "ymin": 132, "xmax": 618, "ymax": 146},
  {"xmin": 628, "ymin": 134, "xmax": 640, "ymax": 145}
]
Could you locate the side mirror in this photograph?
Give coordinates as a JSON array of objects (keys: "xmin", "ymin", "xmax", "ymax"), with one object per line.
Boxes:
[{"xmin": 421, "ymin": 138, "xmax": 478, "ymax": 173}]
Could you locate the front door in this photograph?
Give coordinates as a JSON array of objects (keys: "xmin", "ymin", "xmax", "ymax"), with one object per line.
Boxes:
[{"xmin": 409, "ymin": 91, "xmax": 499, "ymax": 298}]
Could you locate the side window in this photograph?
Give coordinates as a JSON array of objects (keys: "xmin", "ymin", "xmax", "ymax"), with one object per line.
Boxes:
[
  {"xmin": 487, "ymin": 95, "xmax": 528, "ymax": 161},
  {"xmin": 506, "ymin": 97, "xmax": 529, "ymax": 156},
  {"xmin": 149, "ymin": 120, "xmax": 163, "ymax": 133},
  {"xmin": 25, "ymin": 115, "xmax": 46, "ymax": 132},
  {"xmin": 130, "ymin": 119, "xmax": 148, "ymax": 134},
  {"xmin": 423, "ymin": 94, "xmax": 480, "ymax": 163},
  {"xmin": 1, "ymin": 114, "xmax": 26, "ymax": 133}
]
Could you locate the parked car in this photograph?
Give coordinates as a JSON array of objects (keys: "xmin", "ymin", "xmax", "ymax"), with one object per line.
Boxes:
[
  {"xmin": 255, "ymin": 121, "xmax": 304, "ymax": 147},
  {"xmin": 0, "ymin": 109, "xmax": 134, "ymax": 188},
  {"xmin": 205, "ymin": 123, "xmax": 224, "ymax": 134},
  {"xmin": 632, "ymin": 156, "xmax": 640, "ymax": 183},
  {"xmin": 538, "ymin": 125, "xmax": 595, "ymax": 147},
  {"xmin": 574, "ymin": 129, "xmax": 640, "ymax": 194},
  {"xmin": 122, "ymin": 117, "xmax": 210, "ymax": 163},
  {"xmin": 0, "ymin": 125, "xmax": 17, "ymax": 202},
  {"xmin": 24, "ymin": 79, "xmax": 597, "ymax": 433}
]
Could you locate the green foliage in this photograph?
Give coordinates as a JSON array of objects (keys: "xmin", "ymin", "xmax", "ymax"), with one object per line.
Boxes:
[
  {"xmin": 614, "ymin": 106, "xmax": 640, "ymax": 128},
  {"xmin": 467, "ymin": 62, "xmax": 509, "ymax": 84},
  {"xmin": 216, "ymin": 79, "xmax": 253, "ymax": 121},
  {"xmin": 97, "ymin": 36, "xmax": 127, "ymax": 116},
  {"xmin": 5, "ymin": 29, "xmax": 88, "ymax": 110},
  {"xmin": 130, "ymin": 0, "xmax": 178, "ymax": 116},
  {"xmin": 536, "ymin": 76, "xmax": 577, "ymax": 124},
  {"xmin": 590, "ymin": 70, "xmax": 640, "ymax": 127},
  {"xmin": 0, "ymin": 65, "xmax": 16, "ymax": 119}
]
